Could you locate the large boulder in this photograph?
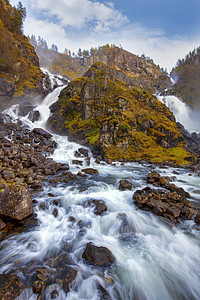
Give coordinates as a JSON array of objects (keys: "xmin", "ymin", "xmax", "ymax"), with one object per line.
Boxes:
[
  {"xmin": 0, "ymin": 183, "xmax": 33, "ymax": 221},
  {"xmin": 82, "ymin": 243, "xmax": 115, "ymax": 267}
]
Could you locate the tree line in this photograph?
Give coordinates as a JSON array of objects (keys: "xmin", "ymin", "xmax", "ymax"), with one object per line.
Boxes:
[{"xmin": 0, "ymin": 0, "xmax": 26, "ymax": 35}]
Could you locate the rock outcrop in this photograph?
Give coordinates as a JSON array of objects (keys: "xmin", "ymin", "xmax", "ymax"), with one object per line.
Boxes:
[
  {"xmin": 47, "ymin": 62, "xmax": 193, "ymax": 164},
  {"xmin": 82, "ymin": 243, "xmax": 115, "ymax": 267}
]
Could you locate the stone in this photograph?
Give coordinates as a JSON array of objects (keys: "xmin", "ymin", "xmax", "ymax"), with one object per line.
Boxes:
[
  {"xmin": 32, "ymin": 280, "xmax": 45, "ymax": 294},
  {"xmin": 78, "ymin": 148, "xmax": 89, "ymax": 157},
  {"xmin": 62, "ymin": 266, "xmax": 78, "ymax": 293},
  {"xmin": 119, "ymin": 179, "xmax": 133, "ymax": 191},
  {"xmin": 0, "ymin": 274, "xmax": 23, "ymax": 300},
  {"xmin": 82, "ymin": 243, "xmax": 115, "ymax": 267},
  {"xmin": 0, "ymin": 219, "xmax": 6, "ymax": 230},
  {"xmin": 72, "ymin": 160, "xmax": 83, "ymax": 166},
  {"xmin": 32, "ymin": 128, "xmax": 52, "ymax": 139},
  {"xmin": 0, "ymin": 183, "xmax": 33, "ymax": 221},
  {"xmin": 133, "ymin": 186, "xmax": 195, "ymax": 224},
  {"xmin": 28, "ymin": 110, "xmax": 40, "ymax": 122},
  {"xmin": 81, "ymin": 168, "xmax": 98, "ymax": 175},
  {"xmin": 77, "ymin": 171, "xmax": 87, "ymax": 177},
  {"xmin": 52, "ymin": 208, "xmax": 58, "ymax": 217},
  {"xmin": 87, "ymin": 200, "xmax": 107, "ymax": 215},
  {"xmin": 194, "ymin": 214, "xmax": 200, "ymax": 225}
]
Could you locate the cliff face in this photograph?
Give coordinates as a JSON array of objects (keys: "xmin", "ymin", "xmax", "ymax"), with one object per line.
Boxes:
[
  {"xmin": 37, "ymin": 45, "xmax": 170, "ymax": 94},
  {"xmin": 170, "ymin": 47, "xmax": 200, "ymax": 109},
  {"xmin": 0, "ymin": 2, "xmax": 45, "ymax": 110},
  {"xmin": 47, "ymin": 63, "xmax": 192, "ymax": 164}
]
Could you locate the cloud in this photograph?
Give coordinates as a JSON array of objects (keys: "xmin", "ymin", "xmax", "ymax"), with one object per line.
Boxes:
[
  {"xmin": 24, "ymin": 17, "xmax": 66, "ymax": 49},
  {"xmin": 29, "ymin": 0, "xmax": 127, "ymax": 30}
]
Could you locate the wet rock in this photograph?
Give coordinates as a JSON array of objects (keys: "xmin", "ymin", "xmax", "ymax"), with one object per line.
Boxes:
[
  {"xmin": 147, "ymin": 171, "xmax": 191, "ymax": 198},
  {"xmin": 62, "ymin": 266, "xmax": 78, "ymax": 293},
  {"xmin": 32, "ymin": 128, "xmax": 53, "ymax": 139},
  {"xmin": 72, "ymin": 160, "xmax": 83, "ymax": 166},
  {"xmin": 82, "ymin": 243, "xmax": 115, "ymax": 267},
  {"xmin": 194, "ymin": 214, "xmax": 200, "ymax": 225},
  {"xmin": 0, "ymin": 274, "xmax": 23, "ymax": 299},
  {"xmin": 0, "ymin": 183, "xmax": 33, "ymax": 221},
  {"xmin": 78, "ymin": 148, "xmax": 89, "ymax": 157},
  {"xmin": 36, "ymin": 268, "xmax": 50, "ymax": 282},
  {"xmin": 77, "ymin": 171, "xmax": 87, "ymax": 177},
  {"xmin": 50, "ymin": 290, "xmax": 59, "ymax": 299},
  {"xmin": 81, "ymin": 168, "xmax": 98, "ymax": 175},
  {"xmin": 87, "ymin": 200, "xmax": 107, "ymax": 215},
  {"xmin": 133, "ymin": 187, "xmax": 195, "ymax": 224},
  {"xmin": 117, "ymin": 213, "xmax": 136, "ymax": 234},
  {"xmin": 28, "ymin": 110, "xmax": 40, "ymax": 122},
  {"xmin": 74, "ymin": 150, "xmax": 81, "ymax": 158},
  {"xmin": 39, "ymin": 202, "xmax": 46, "ymax": 210},
  {"xmin": 119, "ymin": 179, "xmax": 133, "ymax": 191},
  {"xmin": 0, "ymin": 219, "xmax": 6, "ymax": 230},
  {"xmin": 32, "ymin": 280, "xmax": 45, "ymax": 294},
  {"xmin": 52, "ymin": 208, "xmax": 58, "ymax": 217},
  {"xmin": 98, "ymin": 284, "xmax": 112, "ymax": 300}
]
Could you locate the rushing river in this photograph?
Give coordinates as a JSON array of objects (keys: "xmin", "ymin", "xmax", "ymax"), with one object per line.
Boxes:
[{"xmin": 0, "ymin": 85, "xmax": 200, "ymax": 300}]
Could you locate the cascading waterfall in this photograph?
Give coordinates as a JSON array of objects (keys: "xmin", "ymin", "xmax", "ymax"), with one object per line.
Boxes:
[
  {"xmin": 0, "ymin": 86, "xmax": 200, "ymax": 300},
  {"xmin": 157, "ymin": 95, "xmax": 200, "ymax": 133}
]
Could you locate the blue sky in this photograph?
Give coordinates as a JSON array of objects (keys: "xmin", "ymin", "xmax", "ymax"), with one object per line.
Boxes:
[{"xmin": 10, "ymin": 0, "xmax": 200, "ymax": 70}]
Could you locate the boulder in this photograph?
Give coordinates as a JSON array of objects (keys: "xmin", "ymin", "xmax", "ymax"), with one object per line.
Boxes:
[
  {"xmin": 32, "ymin": 128, "xmax": 52, "ymax": 139},
  {"xmin": 194, "ymin": 214, "xmax": 200, "ymax": 225},
  {"xmin": 133, "ymin": 187, "xmax": 195, "ymax": 224},
  {"xmin": 119, "ymin": 179, "xmax": 133, "ymax": 191},
  {"xmin": 87, "ymin": 200, "xmax": 107, "ymax": 215},
  {"xmin": 82, "ymin": 243, "xmax": 115, "ymax": 267},
  {"xmin": 0, "ymin": 183, "xmax": 33, "ymax": 221},
  {"xmin": 78, "ymin": 148, "xmax": 89, "ymax": 157},
  {"xmin": 81, "ymin": 168, "xmax": 98, "ymax": 175},
  {"xmin": 0, "ymin": 274, "xmax": 23, "ymax": 299}
]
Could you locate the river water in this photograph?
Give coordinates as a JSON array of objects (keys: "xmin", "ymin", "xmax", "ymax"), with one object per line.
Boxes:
[{"xmin": 0, "ymin": 84, "xmax": 200, "ymax": 300}]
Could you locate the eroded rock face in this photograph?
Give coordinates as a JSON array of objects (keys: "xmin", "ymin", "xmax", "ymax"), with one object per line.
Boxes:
[
  {"xmin": 0, "ymin": 183, "xmax": 33, "ymax": 221},
  {"xmin": 133, "ymin": 187, "xmax": 195, "ymax": 224},
  {"xmin": 82, "ymin": 243, "xmax": 115, "ymax": 267},
  {"xmin": 0, "ymin": 274, "xmax": 23, "ymax": 300},
  {"xmin": 47, "ymin": 63, "xmax": 192, "ymax": 164}
]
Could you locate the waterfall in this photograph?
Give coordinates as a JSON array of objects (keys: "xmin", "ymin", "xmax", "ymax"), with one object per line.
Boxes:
[
  {"xmin": 157, "ymin": 95, "xmax": 200, "ymax": 133},
  {"xmin": 1, "ymin": 87, "xmax": 200, "ymax": 300}
]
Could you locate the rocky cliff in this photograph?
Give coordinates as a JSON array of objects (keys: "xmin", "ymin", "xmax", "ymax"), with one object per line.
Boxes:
[
  {"xmin": 37, "ymin": 45, "xmax": 170, "ymax": 95},
  {"xmin": 0, "ymin": 1, "xmax": 45, "ymax": 110},
  {"xmin": 47, "ymin": 63, "xmax": 193, "ymax": 164}
]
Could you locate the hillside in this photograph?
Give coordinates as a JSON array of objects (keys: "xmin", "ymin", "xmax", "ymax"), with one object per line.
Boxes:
[
  {"xmin": 0, "ymin": 0, "xmax": 45, "ymax": 109},
  {"xmin": 171, "ymin": 47, "xmax": 200, "ymax": 109},
  {"xmin": 47, "ymin": 62, "xmax": 193, "ymax": 164},
  {"xmin": 34, "ymin": 43, "xmax": 170, "ymax": 94}
]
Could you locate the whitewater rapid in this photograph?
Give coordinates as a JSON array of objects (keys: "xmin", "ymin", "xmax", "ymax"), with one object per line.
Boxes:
[{"xmin": 0, "ymin": 85, "xmax": 200, "ymax": 300}]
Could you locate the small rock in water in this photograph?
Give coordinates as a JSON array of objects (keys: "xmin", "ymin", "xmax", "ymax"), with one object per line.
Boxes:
[
  {"xmin": 87, "ymin": 199, "xmax": 107, "ymax": 215},
  {"xmin": 62, "ymin": 266, "xmax": 78, "ymax": 293},
  {"xmin": 82, "ymin": 243, "xmax": 115, "ymax": 267},
  {"xmin": 119, "ymin": 179, "xmax": 133, "ymax": 191},
  {"xmin": 194, "ymin": 214, "xmax": 200, "ymax": 224},
  {"xmin": 81, "ymin": 168, "xmax": 98, "ymax": 175},
  {"xmin": 72, "ymin": 160, "xmax": 83, "ymax": 166},
  {"xmin": 52, "ymin": 208, "xmax": 58, "ymax": 217},
  {"xmin": 78, "ymin": 147, "xmax": 89, "ymax": 157},
  {"xmin": 50, "ymin": 289, "xmax": 59, "ymax": 299},
  {"xmin": 32, "ymin": 280, "xmax": 45, "ymax": 294}
]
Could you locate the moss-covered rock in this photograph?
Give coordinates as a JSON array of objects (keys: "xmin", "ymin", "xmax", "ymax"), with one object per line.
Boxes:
[{"xmin": 47, "ymin": 63, "xmax": 194, "ymax": 164}]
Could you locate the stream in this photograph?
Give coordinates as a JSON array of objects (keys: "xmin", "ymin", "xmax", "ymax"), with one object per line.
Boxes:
[{"xmin": 0, "ymin": 82, "xmax": 200, "ymax": 300}]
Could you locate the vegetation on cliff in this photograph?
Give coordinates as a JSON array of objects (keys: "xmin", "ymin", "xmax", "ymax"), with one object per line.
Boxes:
[
  {"xmin": 0, "ymin": 0, "xmax": 44, "ymax": 103},
  {"xmin": 171, "ymin": 46, "xmax": 200, "ymax": 109},
  {"xmin": 48, "ymin": 63, "xmax": 192, "ymax": 164}
]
